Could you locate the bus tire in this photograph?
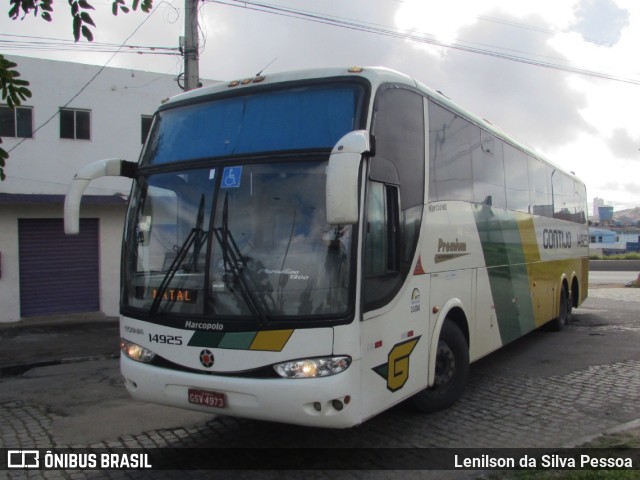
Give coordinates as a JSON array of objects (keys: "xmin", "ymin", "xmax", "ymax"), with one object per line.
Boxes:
[
  {"xmin": 549, "ymin": 286, "xmax": 570, "ymax": 331},
  {"xmin": 411, "ymin": 320, "xmax": 469, "ymax": 413}
]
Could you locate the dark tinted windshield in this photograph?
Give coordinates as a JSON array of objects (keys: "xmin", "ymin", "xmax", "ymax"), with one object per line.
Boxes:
[{"xmin": 142, "ymin": 83, "xmax": 365, "ymax": 165}]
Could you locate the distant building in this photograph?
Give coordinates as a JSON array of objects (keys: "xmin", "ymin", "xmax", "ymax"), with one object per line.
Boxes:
[
  {"xmin": 589, "ymin": 227, "xmax": 640, "ymax": 255},
  {"xmin": 0, "ymin": 56, "xmax": 209, "ymax": 322},
  {"xmin": 598, "ymin": 205, "xmax": 614, "ymax": 224},
  {"xmin": 592, "ymin": 197, "xmax": 605, "ymax": 220}
]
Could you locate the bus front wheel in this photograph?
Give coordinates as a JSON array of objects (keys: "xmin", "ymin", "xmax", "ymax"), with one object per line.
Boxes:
[{"xmin": 411, "ymin": 320, "xmax": 469, "ymax": 413}]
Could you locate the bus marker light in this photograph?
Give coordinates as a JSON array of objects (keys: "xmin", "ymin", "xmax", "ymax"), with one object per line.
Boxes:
[
  {"xmin": 348, "ymin": 67, "xmax": 364, "ymax": 73},
  {"xmin": 432, "ymin": 306, "xmax": 440, "ymax": 314}
]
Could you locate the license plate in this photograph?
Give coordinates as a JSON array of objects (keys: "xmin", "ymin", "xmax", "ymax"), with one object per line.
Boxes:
[{"xmin": 188, "ymin": 388, "xmax": 226, "ymax": 409}]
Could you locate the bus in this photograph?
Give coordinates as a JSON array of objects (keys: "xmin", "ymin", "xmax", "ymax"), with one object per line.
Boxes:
[{"xmin": 65, "ymin": 67, "xmax": 588, "ymax": 428}]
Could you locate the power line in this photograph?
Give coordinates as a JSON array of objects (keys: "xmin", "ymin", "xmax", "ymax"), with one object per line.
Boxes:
[
  {"xmin": 208, "ymin": 0, "xmax": 640, "ymax": 86},
  {"xmin": 0, "ymin": 33, "xmax": 179, "ymax": 55}
]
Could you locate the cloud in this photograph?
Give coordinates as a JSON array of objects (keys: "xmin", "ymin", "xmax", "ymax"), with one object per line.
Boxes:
[
  {"xmin": 608, "ymin": 128, "xmax": 640, "ymax": 160},
  {"xmin": 572, "ymin": 0, "xmax": 630, "ymax": 45},
  {"xmin": 403, "ymin": 11, "xmax": 595, "ymax": 150}
]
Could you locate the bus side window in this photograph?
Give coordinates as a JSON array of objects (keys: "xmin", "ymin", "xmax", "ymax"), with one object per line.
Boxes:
[
  {"xmin": 363, "ymin": 181, "xmax": 401, "ymax": 309},
  {"xmin": 364, "ymin": 181, "xmax": 399, "ymax": 276}
]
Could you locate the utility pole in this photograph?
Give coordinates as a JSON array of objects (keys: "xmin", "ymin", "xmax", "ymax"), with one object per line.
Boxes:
[{"xmin": 183, "ymin": 0, "xmax": 200, "ymax": 91}]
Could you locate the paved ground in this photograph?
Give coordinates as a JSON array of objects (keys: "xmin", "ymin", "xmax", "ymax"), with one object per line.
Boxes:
[{"xmin": 1, "ymin": 286, "xmax": 639, "ymax": 479}]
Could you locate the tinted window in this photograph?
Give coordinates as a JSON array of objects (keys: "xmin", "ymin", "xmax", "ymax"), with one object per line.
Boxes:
[
  {"xmin": 553, "ymin": 171, "xmax": 587, "ymax": 223},
  {"xmin": 371, "ymin": 87, "xmax": 425, "ymax": 208},
  {"xmin": 528, "ymin": 156, "xmax": 552, "ymax": 217},
  {"xmin": 473, "ymin": 130, "xmax": 506, "ymax": 208},
  {"xmin": 504, "ymin": 143, "xmax": 530, "ymax": 212},
  {"xmin": 144, "ymin": 83, "xmax": 365, "ymax": 165},
  {"xmin": 428, "ymin": 101, "xmax": 473, "ymax": 202},
  {"xmin": 141, "ymin": 115, "xmax": 153, "ymax": 144}
]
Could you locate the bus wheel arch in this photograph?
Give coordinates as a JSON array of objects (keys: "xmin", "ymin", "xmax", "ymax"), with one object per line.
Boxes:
[{"xmin": 412, "ymin": 306, "xmax": 470, "ymax": 413}]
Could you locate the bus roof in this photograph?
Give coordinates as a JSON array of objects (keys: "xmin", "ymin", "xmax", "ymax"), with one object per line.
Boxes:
[{"xmin": 162, "ymin": 66, "xmax": 584, "ymax": 186}]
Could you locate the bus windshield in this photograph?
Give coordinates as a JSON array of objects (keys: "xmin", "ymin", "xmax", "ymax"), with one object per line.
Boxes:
[
  {"xmin": 122, "ymin": 161, "xmax": 353, "ymax": 321},
  {"xmin": 122, "ymin": 82, "xmax": 366, "ymax": 324}
]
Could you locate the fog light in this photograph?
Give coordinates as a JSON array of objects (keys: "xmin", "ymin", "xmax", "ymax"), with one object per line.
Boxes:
[
  {"xmin": 120, "ymin": 339, "xmax": 156, "ymax": 363},
  {"xmin": 332, "ymin": 399, "xmax": 344, "ymax": 411},
  {"xmin": 313, "ymin": 402, "xmax": 322, "ymax": 412}
]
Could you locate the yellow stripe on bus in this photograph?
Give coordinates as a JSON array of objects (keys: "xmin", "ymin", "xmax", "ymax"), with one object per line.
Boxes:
[
  {"xmin": 250, "ymin": 329, "xmax": 294, "ymax": 351},
  {"xmin": 516, "ymin": 216, "xmax": 540, "ymax": 264}
]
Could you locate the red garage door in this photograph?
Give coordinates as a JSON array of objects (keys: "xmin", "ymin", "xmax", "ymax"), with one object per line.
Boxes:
[{"xmin": 19, "ymin": 218, "xmax": 100, "ymax": 317}]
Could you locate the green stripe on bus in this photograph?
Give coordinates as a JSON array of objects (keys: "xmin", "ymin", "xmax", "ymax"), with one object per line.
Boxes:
[
  {"xmin": 474, "ymin": 206, "xmax": 536, "ymax": 343},
  {"xmin": 218, "ymin": 332, "xmax": 257, "ymax": 350},
  {"xmin": 188, "ymin": 331, "xmax": 225, "ymax": 348}
]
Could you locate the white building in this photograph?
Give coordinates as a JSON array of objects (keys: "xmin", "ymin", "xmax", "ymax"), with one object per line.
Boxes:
[{"xmin": 0, "ymin": 55, "xmax": 200, "ymax": 322}]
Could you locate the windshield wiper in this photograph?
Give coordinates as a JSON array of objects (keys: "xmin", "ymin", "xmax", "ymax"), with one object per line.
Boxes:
[
  {"xmin": 213, "ymin": 193, "xmax": 270, "ymax": 327},
  {"xmin": 150, "ymin": 194, "xmax": 206, "ymax": 315}
]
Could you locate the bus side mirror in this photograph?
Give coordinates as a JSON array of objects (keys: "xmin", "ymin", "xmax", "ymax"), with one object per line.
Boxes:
[
  {"xmin": 64, "ymin": 158, "xmax": 137, "ymax": 234},
  {"xmin": 326, "ymin": 130, "xmax": 371, "ymax": 225}
]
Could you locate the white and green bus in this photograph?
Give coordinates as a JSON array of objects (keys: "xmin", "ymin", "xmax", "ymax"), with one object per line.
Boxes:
[{"xmin": 65, "ymin": 67, "xmax": 588, "ymax": 428}]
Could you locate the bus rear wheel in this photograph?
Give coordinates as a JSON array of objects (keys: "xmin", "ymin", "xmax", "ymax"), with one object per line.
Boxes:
[
  {"xmin": 549, "ymin": 286, "xmax": 570, "ymax": 331},
  {"xmin": 411, "ymin": 320, "xmax": 469, "ymax": 413}
]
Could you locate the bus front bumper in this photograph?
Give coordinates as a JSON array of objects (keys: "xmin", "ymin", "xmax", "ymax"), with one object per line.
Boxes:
[{"xmin": 120, "ymin": 354, "xmax": 362, "ymax": 429}]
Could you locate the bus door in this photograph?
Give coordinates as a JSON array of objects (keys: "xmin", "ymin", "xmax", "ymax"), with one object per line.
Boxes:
[
  {"xmin": 357, "ymin": 85, "xmax": 429, "ymax": 417},
  {"xmin": 358, "ymin": 178, "xmax": 430, "ymax": 417}
]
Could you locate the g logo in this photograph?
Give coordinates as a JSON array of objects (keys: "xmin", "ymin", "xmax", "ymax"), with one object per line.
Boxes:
[{"xmin": 373, "ymin": 337, "xmax": 420, "ymax": 392}]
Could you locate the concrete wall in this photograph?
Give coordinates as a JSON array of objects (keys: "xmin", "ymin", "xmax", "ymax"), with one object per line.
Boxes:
[{"xmin": 0, "ymin": 55, "xmax": 204, "ymax": 322}]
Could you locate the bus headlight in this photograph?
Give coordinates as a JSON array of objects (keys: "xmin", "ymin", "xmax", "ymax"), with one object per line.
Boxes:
[
  {"xmin": 120, "ymin": 339, "xmax": 156, "ymax": 363},
  {"xmin": 273, "ymin": 356, "xmax": 351, "ymax": 379}
]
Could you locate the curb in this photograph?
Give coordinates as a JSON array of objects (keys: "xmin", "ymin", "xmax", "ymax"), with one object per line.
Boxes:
[
  {"xmin": 0, "ymin": 353, "xmax": 119, "ymax": 377},
  {"xmin": 563, "ymin": 418, "xmax": 640, "ymax": 448}
]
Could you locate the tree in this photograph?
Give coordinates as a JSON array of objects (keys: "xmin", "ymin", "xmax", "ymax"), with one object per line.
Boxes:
[{"xmin": 1, "ymin": 0, "xmax": 153, "ymax": 180}]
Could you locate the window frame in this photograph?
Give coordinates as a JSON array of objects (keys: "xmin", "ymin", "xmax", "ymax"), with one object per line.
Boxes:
[
  {"xmin": 59, "ymin": 107, "xmax": 91, "ymax": 140},
  {"xmin": 0, "ymin": 105, "xmax": 34, "ymax": 138}
]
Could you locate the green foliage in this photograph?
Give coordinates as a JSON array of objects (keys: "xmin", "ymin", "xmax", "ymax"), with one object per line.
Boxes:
[
  {"xmin": 1, "ymin": 0, "xmax": 153, "ymax": 180},
  {"xmin": 8, "ymin": 0, "xmax": 152, "ymax": 42},
  {"xmin": 0, "ymin": 53, "xmax": 33, "ymax": 180},
  {"xmin": 0, "ymin": 54, "xmax": 31, "ymax": 108}
]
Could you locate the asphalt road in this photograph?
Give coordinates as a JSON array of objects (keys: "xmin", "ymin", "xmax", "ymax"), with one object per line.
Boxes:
[{"xmin": 589, "ymin": 270, "xmax": 639, "ymax": 285}]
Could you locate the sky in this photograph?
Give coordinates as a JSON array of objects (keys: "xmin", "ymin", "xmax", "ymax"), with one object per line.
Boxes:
[{"xmin": 2, "ymin": 0, "xmax": 639, "ymax": 211}]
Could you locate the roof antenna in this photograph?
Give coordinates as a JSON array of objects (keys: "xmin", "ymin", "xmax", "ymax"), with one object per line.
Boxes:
[{"xmin": 256, "ymin": 58, "xmax": 278, "ymax": 77}]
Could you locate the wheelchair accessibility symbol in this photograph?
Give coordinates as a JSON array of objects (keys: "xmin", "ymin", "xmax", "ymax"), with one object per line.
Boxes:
[{"xmin": 221, "ymin": 166, "xmax": 242, "ymax": 188}]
